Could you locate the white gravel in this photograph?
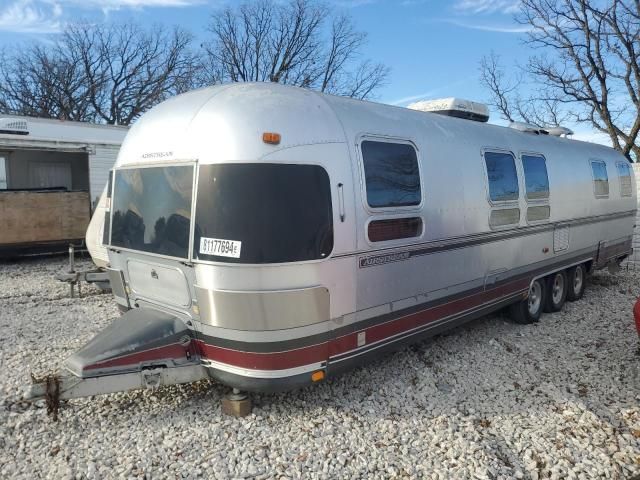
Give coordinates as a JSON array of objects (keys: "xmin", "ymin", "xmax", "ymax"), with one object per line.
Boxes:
[{"xmin": 1, "ymin": 256, "xmax": 639, "ymax": 479}]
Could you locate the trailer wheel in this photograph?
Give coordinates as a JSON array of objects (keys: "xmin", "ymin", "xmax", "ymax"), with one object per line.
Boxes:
[
  {"xmin": 566, "ymin": 264, "xmax": 586, "ymax": 302},
  {"xmin": 509, "ymin": 278, "xmax": 546, "ymax": 324},
  {"xmin": 544, "ymin": 271, "xmax": 567, "ymax": 312}
]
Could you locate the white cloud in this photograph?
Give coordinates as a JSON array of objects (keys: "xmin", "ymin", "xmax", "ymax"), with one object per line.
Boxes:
[
  {"xmin": 443, "ymin": 18, "xmax": 531, "ymax": 33},
  {"xmin": 571, "ymin": 128, "xmax": 612, "ymax": 147},
  {"xmin": 454, "ymin": 0, "xmax": 521, "ymax": 15},
  {"xmin": 0, "ymin": 0, "xmax": 62, "ymax": 33},
  {"xmin": 331, "ymin": 0, "xmax": 376, "ymax": 7},
  {"xmin": 80, "ymin": 0, "xmax": 203, "ymax": 7},
  {"xmin": 386, "ymin": 79, "xmax": 469, "ymax": 106},
  {"xmin": 0, "ymin": 0, "xmax": 204, "ymax": 35}
]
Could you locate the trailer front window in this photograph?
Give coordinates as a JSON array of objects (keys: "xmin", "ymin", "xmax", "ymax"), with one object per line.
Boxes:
[
  {"xmin": 193, "ymin": 163, "xmax": 333, "ymax": 264},
  {"xmin": 111, "ymin": 165, "xmax": 194, "ymax": 258}
]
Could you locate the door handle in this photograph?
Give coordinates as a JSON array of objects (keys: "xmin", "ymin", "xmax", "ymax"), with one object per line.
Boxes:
[{"xmin": 337, "ymin": 183, "xmax": 345, "ymax": 222}]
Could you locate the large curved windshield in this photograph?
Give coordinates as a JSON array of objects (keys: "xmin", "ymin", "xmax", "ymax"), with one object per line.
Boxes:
[
  {"xmin": 193, "ymin": 163, "xmax": 333, "ymax": 264},
  {"xmin": 110, "ymin": 165, "xmax": 194, "ymax": 258}
]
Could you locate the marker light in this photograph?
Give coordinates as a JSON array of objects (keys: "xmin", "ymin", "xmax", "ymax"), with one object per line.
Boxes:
[
  {"xmin": 311, "ymin": 370, "xmax": 325, "ymax": 382},
  {"xmin": 262, "ymin": 132, "xmax": 281, "ymax": 145}
]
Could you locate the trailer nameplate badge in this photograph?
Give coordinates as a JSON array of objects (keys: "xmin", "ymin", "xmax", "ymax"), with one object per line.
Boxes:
[{"xmin": 200, "ymin": 237, "xmax": 242, "ymax": 258}]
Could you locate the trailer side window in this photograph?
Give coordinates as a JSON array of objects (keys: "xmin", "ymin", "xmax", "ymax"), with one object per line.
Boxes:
[
  {"xmin": 521, "ymin": 154, "xmax": 549, "ymax": 200},
  {"xmin": 361, "ymin": 140, "xmax": 421, "ymax": 208},
  {"xmin": 591, "ymin": 160, "xmax": 609, "ymax": 198},
  {"xmin": 616, "ymin": 162, "xmax": 632, "ymax": 197},
  {"xmin": 484, "ymin": 151, "xmax": 519, "ymax": 202},
  {"xmin": 368, "ymin": 217, "xmax": 422, "ymax": 242}
]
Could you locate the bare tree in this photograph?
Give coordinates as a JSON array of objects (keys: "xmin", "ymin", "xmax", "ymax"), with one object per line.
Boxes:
[
  {"xmin": 0, "ymin": 22, "xmax": 200, "ymax": 125},
  {"xmin": 479, "ymin": 52, "xmax": 570, "ymax": 127},
  {"xmin": 0, "ymin": 45, "xmax": 94, "ymax": 121},
  {"xmin": 203, "ymin": 0, "xmax": 389, "ymax": 99},
  {"xmin": 479, "ymin": 0, "xmax": 640, "ymax": 161},
  {"xmin": 63, "ymin": 23, "xmax": 200, "ymax": 125}
]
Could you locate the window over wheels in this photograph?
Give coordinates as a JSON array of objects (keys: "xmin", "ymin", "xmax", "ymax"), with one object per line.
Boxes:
[{"xmin": 483, "ymin": 151, "xmax": 519, "ymax": 202}]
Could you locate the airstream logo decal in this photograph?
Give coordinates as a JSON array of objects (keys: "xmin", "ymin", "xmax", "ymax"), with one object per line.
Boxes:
[
  {"xmin": 359, "ymin": 251, "xmax": 410, "ymax": 268},
  {"xmin": 142, "ymin": 151, "xmax": 173, "ymax": 159}
]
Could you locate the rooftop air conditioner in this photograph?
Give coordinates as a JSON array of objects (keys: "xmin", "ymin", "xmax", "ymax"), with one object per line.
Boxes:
[
  {"xmin": 0, "ymin": 118, "xmax": 29, "ymax": 135},
  {"xmin": 408, "ymin": 98, "xmax": 490, "ymax": 123}
]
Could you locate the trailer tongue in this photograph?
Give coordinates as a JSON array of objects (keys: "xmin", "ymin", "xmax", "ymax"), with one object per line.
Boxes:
[{"xmin": 26, "ymin": 308, "xmax": 208, "ymax": 414}]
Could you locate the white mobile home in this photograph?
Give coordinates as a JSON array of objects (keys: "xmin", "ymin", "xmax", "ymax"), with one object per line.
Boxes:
[{"xmin": 0, "ymin": 116, "xmax": 127, "ymax": 253}]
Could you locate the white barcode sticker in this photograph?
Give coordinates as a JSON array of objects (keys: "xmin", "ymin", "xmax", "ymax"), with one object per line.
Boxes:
[{"xmin": 200, "ymin": 237, "xmax": 242, "ymax": 258}]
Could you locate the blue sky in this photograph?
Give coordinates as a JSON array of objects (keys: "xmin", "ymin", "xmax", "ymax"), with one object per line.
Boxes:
[{"xmin": 0, "ymin": 0, "xmax": 606, "ymax": 143}]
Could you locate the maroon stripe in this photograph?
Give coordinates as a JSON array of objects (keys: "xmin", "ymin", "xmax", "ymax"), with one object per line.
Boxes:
[
  {"xmin": 84, "ymin": 278, "xmax": 528, "ymax": 373},
  {"xmin": 196, "ymin": 340, "xmax": 328, "ymax": 370},
  {"xmin": 329, "ymin": 277, "xmax": 528, "ymax": 358},
  {"xmin": 84, "ymin": 343, "xmax": 190, "ymax": 371}
]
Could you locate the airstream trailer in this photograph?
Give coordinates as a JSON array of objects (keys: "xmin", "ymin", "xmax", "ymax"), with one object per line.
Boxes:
[{"xmin": 29, "ymin": 83, "xmax": 636, "ymax": 407}]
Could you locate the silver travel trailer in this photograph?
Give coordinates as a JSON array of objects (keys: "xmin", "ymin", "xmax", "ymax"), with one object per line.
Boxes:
[{"xmin": 29, "ymin": 83, "xmax": 636, "ymax": 409}]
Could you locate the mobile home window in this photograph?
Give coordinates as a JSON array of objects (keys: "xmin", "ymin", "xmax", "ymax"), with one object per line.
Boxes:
[
  {"xmin": 521, "ymin": 154, "xmax": 549, "ymax": 200},
  {"xmin": 361, "ymin": 140, "xmax": 421, "ymax": 208},
  {"xmin": 591, "ymin": 160, "xmax": 609, "ymax": 197},
  {"xmin": 616, "ymin": 162, "xmax": 632, "ymax": 197},
  {"xmin": 484, "ymin": 151, "xmax": 519, "ymax": 202}
]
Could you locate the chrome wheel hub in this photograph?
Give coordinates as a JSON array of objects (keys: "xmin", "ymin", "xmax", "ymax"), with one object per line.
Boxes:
[
  {"xmin": 573, "ymin": 267, "xmax": 583, "ymax": 294},
  {"xmin": 552, "ymin": 274, "xmax": 564, "ymax": 304},
  {"xmin": 528, "ymin": 281, "xmax": 542, "ymax": 315}
]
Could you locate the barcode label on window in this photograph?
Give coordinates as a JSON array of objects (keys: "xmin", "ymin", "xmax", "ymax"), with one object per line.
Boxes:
[{"xmin": 200, "ymin": 237, "xmax": 242, "ymax": 258}]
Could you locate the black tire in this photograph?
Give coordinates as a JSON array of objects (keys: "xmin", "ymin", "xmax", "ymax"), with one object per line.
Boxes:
[
  {"xmin": 509, "ymin": 278, "xmax": 546, "ymax": 324},
  {"xmin": 544, "ymin": 271, "xmax": 568, "ymax": 312},
  {"xmin": 566, "ymin": 264, "xmax": 587, "ymax": 302}
]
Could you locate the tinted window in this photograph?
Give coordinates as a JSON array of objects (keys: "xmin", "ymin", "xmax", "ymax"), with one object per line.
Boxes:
[
  {"xmin": 591, "ymin": 160, "xmax": 609, "ymax": 197},
  {"xmin": 111, "ymin": 166, "xmax": 193, "ymax": 258},
  {"xmin": 193, "ymin": 163, "xmax": 333, "ymax": 264},
  {"xmin": 521, "ymin": 154, "xmax": 549, "ymax": 200},
  {"xmin": 368, "ymin": 217, "xmax": 422, "ymax": 242},
  {"xmin": 484, "ymin": 151, "xmax": 519, "ymax": 202},
  {"xmin": 617, "ymin": 162, "xmax": 632, "ymax": 197},
  {"xmin": 361, "ymin": 141, "xmax": 421, "ymax": 208}
]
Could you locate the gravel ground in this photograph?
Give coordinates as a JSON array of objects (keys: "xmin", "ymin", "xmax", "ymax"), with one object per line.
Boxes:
[{"xmin": 0, "ymin": 256, "xmax": 639, "ymax": 480}]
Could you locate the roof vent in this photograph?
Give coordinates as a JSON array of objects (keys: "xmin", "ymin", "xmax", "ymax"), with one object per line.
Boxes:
[
  {"xmin": 408, "ymin": 98, "xmax": 489, "ymax": 123},
  {"xmin": 542, "ymin": 126, "xmax": 574, "ymax": 137},
  {"xmin": 509, "ymin": 121, "xmax": 542, "ymax": 134},
  {"xmin": 0, "ymin": 118, "xmax": 29, "ymax": 135}
]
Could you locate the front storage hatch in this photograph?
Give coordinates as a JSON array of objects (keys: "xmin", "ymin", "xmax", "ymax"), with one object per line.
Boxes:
[{"xmin": 127, "ymin": 259, "xmax": 191, "ymax": 307}]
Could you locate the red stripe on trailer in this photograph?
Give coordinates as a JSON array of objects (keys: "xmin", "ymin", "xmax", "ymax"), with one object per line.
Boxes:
[
  {"xmin": 88, "ymin": 278, "xmax": 530, "ymax": 373},
  {"xmin": 84, "ymin": 343, "xmax": 190, "ymax": 371},
  {"xmin": 196, "ymin": 277, "xmax": 529, "ymax": 372},
  {"xmin": 329, "ymin": 277, "xmax": 529, "ymax": 358},
  {"xmin": 195, "ymin": 340, "xmax": 328, "ymax": 370}
]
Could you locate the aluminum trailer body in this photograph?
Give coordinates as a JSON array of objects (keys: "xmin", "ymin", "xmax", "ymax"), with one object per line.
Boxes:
[{"xmin": 58, "ymin": 82, "xmax": 635, "ymax": 395}]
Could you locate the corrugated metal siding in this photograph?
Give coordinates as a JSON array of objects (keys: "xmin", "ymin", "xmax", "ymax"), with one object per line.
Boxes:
[{"xmin": 89, "ymin": 145, "xmax": 119, "ymax": 208}]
